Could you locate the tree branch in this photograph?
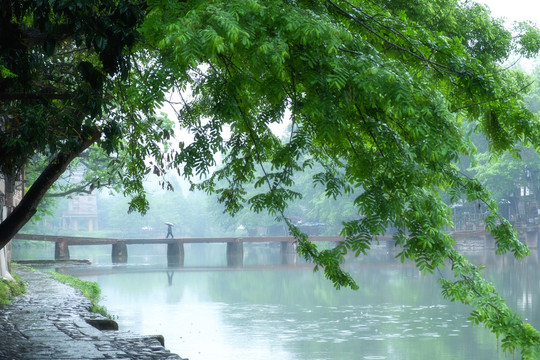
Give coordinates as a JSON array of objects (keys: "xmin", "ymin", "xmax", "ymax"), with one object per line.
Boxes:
[
  {"xmin": 0, "ymin": 92, "xmax": 71, "ymax": 101},
  {"xmin": 45, "ymin": 187, "xmax": 92, "ymax": 198},
  {"xmin": 45, "ymin": 177, "xmax": 120, "ymax": 198},
  {"xmin": 450, "ymin": 81, "xmax": 534, "ymax": 113},
  {"xmin": 326, "ymin": 0, "xmax": 469, "ymax": 77}
]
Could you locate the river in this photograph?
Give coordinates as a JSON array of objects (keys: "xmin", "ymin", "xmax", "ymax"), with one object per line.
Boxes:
[{"xmin": 18, "ymin": 243, "xmax": 540, "ymax": 360}]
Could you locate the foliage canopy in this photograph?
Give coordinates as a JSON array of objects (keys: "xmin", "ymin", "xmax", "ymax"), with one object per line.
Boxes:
[{"xmin": 2, "ymin": 0, "xmax": 540, "ymax": 356}]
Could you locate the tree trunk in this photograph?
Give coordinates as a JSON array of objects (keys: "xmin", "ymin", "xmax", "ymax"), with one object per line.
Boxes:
[
  {"xmin": 0, "ymin": 175, "xmax": 15, "ymax": 280},
  {"xmin": 0, "ymin": 247, "xmax": 14, "ymax": 281},
  {"xmin": 0, "ymin": 208, "xmax": 13, "ymax": 280},
  {"xmin": 0, "ymin": 131, "xmax": 99, "ymax": 250}
]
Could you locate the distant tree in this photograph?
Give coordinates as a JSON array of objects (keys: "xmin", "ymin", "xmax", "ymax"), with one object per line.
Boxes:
[
  {"xmin": 94, "ymin": 177, "xmax": 216, "ymax": 238},
  {"xmin": 470, "ymin": 147, "xmax": 540, "ymax": 222},
  {"xmin": 2, "ymin": 1, "xmax": 540, "ymax": 356},
  {"xmin": 288, "ymin": 163, "xmax": 360, "ymax": 234},
  {"xmin": 466, "ymin": 65, "xmax": 540, "ymax": 224},
  {"xmin": 207, "ymin": 161, "xmax": 359, "ymax": 236},
  {"xmin": 526, "ymin": 66, "xmax": 540, "ymax": 114}
]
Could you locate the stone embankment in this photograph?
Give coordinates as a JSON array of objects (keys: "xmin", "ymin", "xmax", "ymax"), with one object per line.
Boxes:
[{"xmin": 0, "ymin": 266, "xmax": 185, "ymax": 359}]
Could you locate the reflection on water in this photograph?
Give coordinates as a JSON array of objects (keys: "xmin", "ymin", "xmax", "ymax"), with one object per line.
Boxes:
[{"xmin": 55, "ymin": 246, "xmax": 539, "ymax": 360}]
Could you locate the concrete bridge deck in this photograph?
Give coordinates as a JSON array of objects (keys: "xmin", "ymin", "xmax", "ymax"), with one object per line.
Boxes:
[
  {"xmin": 13, "ymin": 234, "xmax": 345, "ymax": 267},
  {"xmin": 13, "ymin": 234, "xmax": 343, "ymax": 245},
  {"xmin": 13, "ymin": 226, "xmax": 540, "ymax": 267}
]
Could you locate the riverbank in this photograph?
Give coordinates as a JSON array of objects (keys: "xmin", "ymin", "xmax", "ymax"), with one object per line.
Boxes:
[{"xmin": 0, "ymin": 265, "xmax": 185, "ymax": 359}]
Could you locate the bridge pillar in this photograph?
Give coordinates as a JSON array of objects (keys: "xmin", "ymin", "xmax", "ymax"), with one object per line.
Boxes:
[
  {"xmin": 167, "ymin": 241, "xmax": 184, "ymax": 267},
  {"xmin": 112, "ymin": 242, "xmax": 128, "ymax": 263},
  {"xmin": 280, "ymin": 241, "xmax": 297, "ymax": 265},
  {"xmin": 54, "ymin": 239, "xmax": 70, "ymax": 260},
  {"xmin": 227, "ymin": 241, "xmax": 243, "ymax": 267}
]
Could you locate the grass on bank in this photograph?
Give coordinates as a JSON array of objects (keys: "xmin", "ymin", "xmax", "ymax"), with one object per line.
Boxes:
[
  {"xmin": 0, "ymin": 273, "xmax": 26, "ymax": 305},
  {"xmin": 48, "ymin": 271, "xmax": 113, "ymax": 319}
]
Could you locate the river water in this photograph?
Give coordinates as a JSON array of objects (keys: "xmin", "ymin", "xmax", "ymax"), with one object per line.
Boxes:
[{"xmin": 25, "ymin": 244, "xmax": 540, "ymax": 360}]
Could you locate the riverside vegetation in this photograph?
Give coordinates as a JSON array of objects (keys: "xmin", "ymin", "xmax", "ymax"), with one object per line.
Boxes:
[
  {"xmin": 48, "ymin": 272, "xmax": 112, "ymax": 319},
  {"xmin": 0, "ymin": 274, "xmax": 25, "ymax": 305},
  {"xmin": 1, "ymin": 265, "xmax": 110, "ymax": 319}
]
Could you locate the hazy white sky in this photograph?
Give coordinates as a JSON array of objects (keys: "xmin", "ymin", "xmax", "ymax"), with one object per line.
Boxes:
[
  {"xmin": 476, "ymin": 0, "xmax": 540, "ymax": 71},
  {"xmin": 478, "ymin": 0, "xmax": 540, "ymax": 25}
]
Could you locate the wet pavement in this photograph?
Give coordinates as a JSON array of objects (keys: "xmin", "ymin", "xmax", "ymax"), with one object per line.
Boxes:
[{"xmin": 0, "ymin": 265, "xmax": 185, "ymax": 359}]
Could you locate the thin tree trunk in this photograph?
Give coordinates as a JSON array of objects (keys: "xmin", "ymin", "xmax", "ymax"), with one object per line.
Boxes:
[{"xmin": 0, "ymin": 198, "xmax": 14, "ymax": 281}]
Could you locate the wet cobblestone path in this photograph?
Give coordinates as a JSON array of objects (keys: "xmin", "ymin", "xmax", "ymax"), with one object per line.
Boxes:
[{"xmin": 0, "ymin": 266, "xmax": 184, "ymax": 359}]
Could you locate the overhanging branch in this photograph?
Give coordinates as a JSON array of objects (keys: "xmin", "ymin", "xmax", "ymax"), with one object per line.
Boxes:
[{"xmin": 0, "ymin": 92, "xmax": 71, "ymax": 101}]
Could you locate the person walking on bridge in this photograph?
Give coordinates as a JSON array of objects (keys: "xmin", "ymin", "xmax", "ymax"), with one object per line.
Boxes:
[{"xmin": 165, "ymin": 222, "xmax": 174, "ymax": 238}]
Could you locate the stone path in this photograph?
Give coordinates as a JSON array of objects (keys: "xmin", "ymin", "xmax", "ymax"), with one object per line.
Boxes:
[{"xmin": 0, "ymin": 266, "xmax": 185, "ymax": 359}]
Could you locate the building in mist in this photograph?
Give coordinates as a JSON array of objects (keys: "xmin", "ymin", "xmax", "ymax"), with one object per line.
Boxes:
[
  {"xmin": 0, "ymin": 172, "xmax": 24, "ymax": 218},
  {"xmin": 62, "ymin": 194, "xmax": 99, "ymax": 232}
]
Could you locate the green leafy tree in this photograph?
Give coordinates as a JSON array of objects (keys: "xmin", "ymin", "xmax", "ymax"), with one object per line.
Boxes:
[
  {"xmin": 141, "ymin": 1, "xmax": 540, "ymax": 356},
  {"xmin": 2, "ymin": 0, "xmax": 540, "ymax": 356},
  {"xmin": 0, "ymin": 0, "xmax": 175, "ymax": 244}
]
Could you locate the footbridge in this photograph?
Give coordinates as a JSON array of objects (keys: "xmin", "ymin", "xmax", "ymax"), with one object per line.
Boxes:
[
  {"xmin": 12, "ymin": 234, "xmax": 343, "ymax": 267},
  {"xmin": 13, "ymin": 226, "xmax": 540, "ymax": 267}
]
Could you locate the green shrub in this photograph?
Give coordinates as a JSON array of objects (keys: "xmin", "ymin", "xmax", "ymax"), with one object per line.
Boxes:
[{"xmin": 0, "ymin": 275, "xmax": 26, "ymax": 305}]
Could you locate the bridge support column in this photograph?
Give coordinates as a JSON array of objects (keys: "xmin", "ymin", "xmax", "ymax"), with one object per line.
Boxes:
[
  {"xmin": 54, "ymin": 239, "xmax": 70, "ymax": 260},
  {"xmin": 227, "ymin": 241, "xmax": 243, "ymax": 267},
  {"xmin": 167, "ymin": 241, "xmax": 184, "ymax": 267},
  {"xmin": 112, "ymin": 242, "xmax": 128, "ymax": 263},
  {"xmin": 280, "ymin": 241, "xmax": 297, "ymax": 265}
]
